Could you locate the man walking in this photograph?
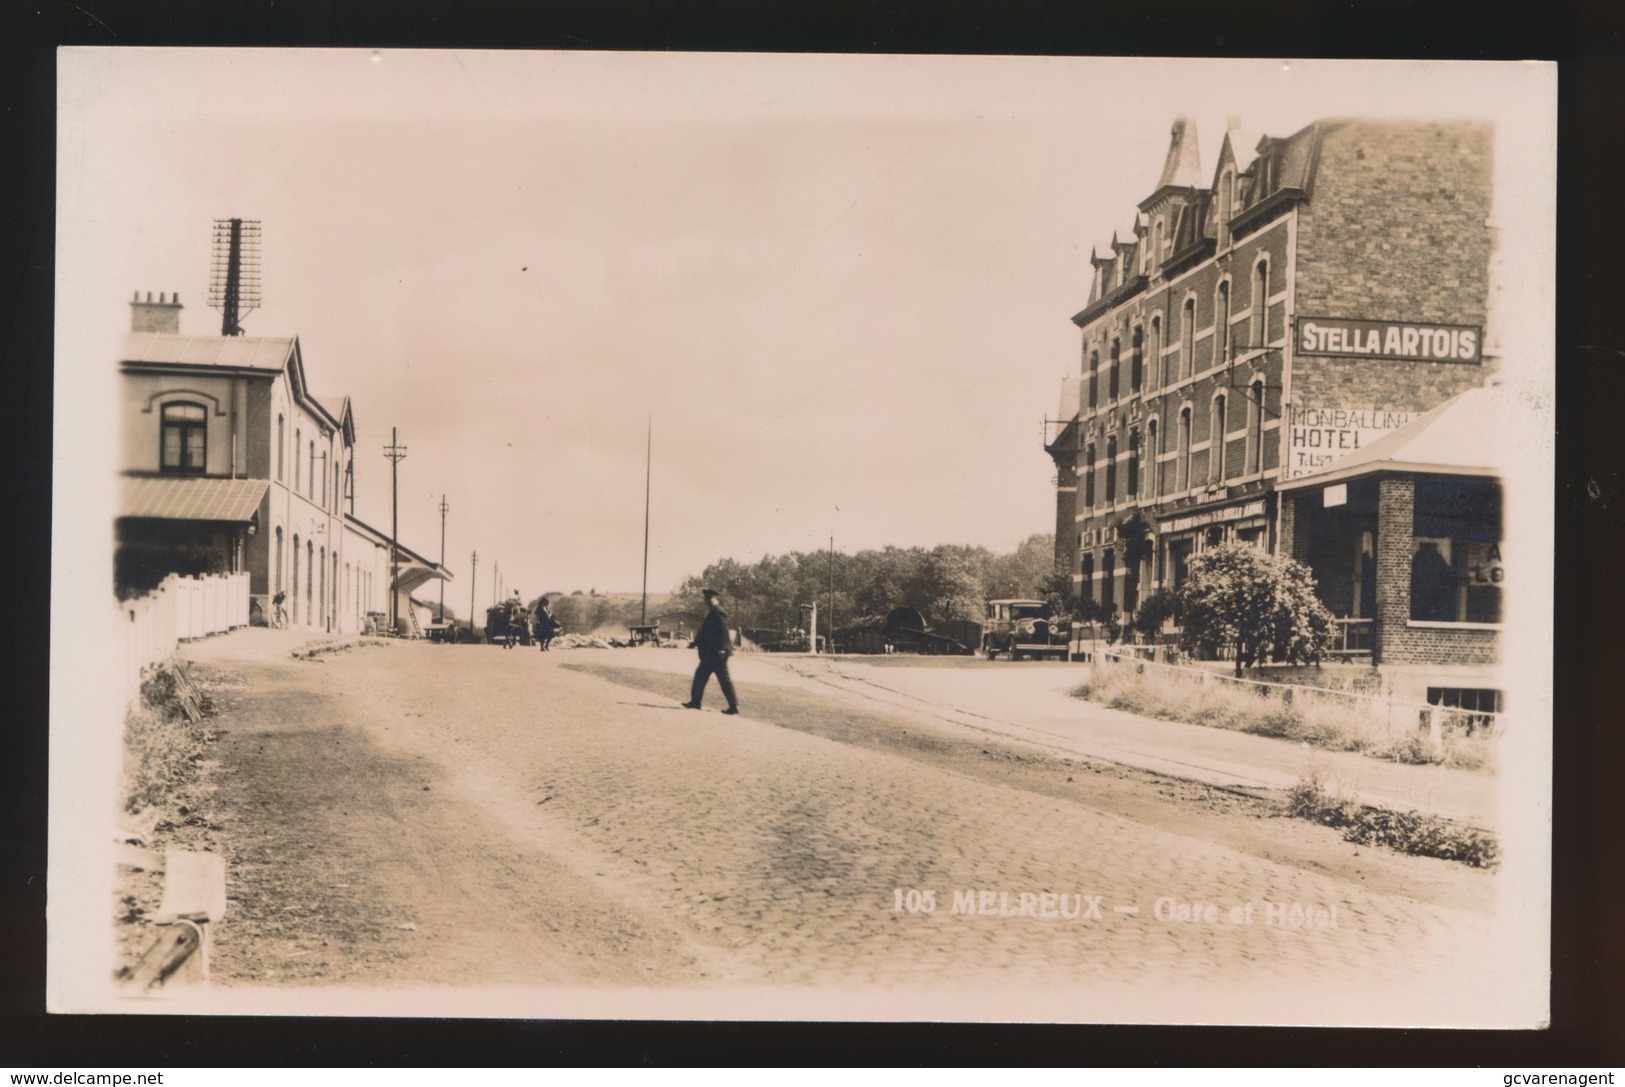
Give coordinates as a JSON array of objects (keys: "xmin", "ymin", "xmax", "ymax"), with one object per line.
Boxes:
[{"xmin": 683, "ymin": 587, "xmax": 740, "ymax": 715}]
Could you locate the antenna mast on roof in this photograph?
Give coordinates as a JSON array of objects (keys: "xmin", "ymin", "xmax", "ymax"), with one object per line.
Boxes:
[{"xmin": 208, "ymin": 218, "xmax": 262, "ymax": 336}]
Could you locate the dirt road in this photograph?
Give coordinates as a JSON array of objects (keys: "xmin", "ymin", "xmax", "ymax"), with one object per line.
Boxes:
[{"xmin": 158, "ymin": 633, "xmax": 1515, "ymax": 1023}]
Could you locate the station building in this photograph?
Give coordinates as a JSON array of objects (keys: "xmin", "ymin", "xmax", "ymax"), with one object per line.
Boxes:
[
  {"xmin": 1046, "ymin": 117, "xmax": 1503, "ymax": 702},
  {"xmin": 116, "ymin": 291, "xmax": 448, "ymax": 633}
]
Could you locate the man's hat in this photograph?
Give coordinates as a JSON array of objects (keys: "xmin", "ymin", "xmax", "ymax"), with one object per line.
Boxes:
[{"xmin": 702, "ymin": 587, "xmax": 721, "ymax": 599}]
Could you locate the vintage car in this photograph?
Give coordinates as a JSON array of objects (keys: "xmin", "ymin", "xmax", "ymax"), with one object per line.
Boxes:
[{"xmin": 980, "ymin": 598, "xmax": 1070, "ymax": 660}]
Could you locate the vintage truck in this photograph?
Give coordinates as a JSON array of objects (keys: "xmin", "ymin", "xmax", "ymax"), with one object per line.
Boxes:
[{"xmin": 980, "ymin": 598, "xmax": 1071, "ymax": 661}]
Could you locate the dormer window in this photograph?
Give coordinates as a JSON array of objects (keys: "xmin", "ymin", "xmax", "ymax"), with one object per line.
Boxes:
[{"xmin": 1217, "ymin": 168, "xmax": 1235, "ymax": 248}]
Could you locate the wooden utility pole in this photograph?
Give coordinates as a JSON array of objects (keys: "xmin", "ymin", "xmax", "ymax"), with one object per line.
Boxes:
[
  {"xmin": 384, "ymin": 427, "xmax": 407, "ymax": 631},
  {"xmin": 438, "ymin": 494, "xmax": 449, "ymax": 621},
  {"xmin": 641, "ymin": 417, "xmax": 651, "ymax": 627},
  {"xmin": 469, "ymin": 550, "xmax": 478, "ymax": 642}
]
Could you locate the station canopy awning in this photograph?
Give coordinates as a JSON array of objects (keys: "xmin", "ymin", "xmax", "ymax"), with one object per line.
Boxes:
[
  {"xmin": 393, "ymin": 560, "xmax": 449, "ymax": 596},
  {"xmin": 120, "ymin": 476, "xmax": 269, "ymax": 523}
]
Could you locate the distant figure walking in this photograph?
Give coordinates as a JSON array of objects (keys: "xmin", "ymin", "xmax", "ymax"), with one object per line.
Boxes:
[
  {"xmin": 270, "ymin": 591, "xmax": 287, "ymax": 629},
  {"xmin": 682, "ymin": 587, "xmax": 740, "ymax": 715}
]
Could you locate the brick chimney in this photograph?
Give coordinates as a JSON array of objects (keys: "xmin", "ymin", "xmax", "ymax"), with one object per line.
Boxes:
[{"xmin": 130, "ymin": 290, "xmax": 182, "ymax": 334}]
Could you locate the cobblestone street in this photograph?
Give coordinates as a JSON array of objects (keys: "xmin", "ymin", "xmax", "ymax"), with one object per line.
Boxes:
[{"xmin": 178, "ymin": 633, "xmax": 1518, "ymax": 1023}]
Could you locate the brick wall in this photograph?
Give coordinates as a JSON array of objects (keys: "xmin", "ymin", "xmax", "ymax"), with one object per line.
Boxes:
[
  {"xmin": 1373, "ymin": 475, "xmax": 1413, "ymax": 666},
  {"xmin": 1293, "ymin": 120, "xmax": 1495, "ymax": 412}
]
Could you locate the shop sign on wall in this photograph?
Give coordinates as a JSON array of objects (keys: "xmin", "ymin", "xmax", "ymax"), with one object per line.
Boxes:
[
  {"xmin": 1162, "ymin": 499, "xmax": 1267, "ymax": 535},
  {"xmin": 1462, "ymin": 540, "xmax": 1504, "ymax": 586},
  {"xmin": 1284, "ymin": 406, "xmax": 1413, "ymax": 478},
  {"xmin": 1296, "ymin": 316, "xmax": 1482, "ymax": 364}
]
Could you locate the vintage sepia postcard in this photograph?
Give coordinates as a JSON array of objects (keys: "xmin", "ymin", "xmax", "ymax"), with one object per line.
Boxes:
[{"xmin": 50, "ymin": 49, "xmax": 1555, "ymax": 1026}]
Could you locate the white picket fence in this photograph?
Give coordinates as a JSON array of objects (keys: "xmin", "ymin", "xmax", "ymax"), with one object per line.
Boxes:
[{"xmin": 119, "ymin": 573, "xmax": 251, "ymax": 710}]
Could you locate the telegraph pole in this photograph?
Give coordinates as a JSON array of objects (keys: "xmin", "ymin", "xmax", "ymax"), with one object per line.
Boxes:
[
  {"xmin": 438, "ymin": 494, "xmax": 449, "ymax": 622},
  {"xmin": 469, "ymin": 550, "xmax": 477, "ymax": 643},
  {"xmin": 641, "ymin": 417, "xmax": 651, "ymax": 627},
  {"xmin": 384, "ymin": 427, "xmax": 408, "ymax": 631},
  {"xmin": 829, "ymin": 530, "xmax": 836, "ymax": 655}
]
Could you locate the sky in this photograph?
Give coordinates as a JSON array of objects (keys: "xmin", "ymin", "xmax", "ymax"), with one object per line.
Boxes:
[{"xmin": 56, "ymin": 51, "xmax": 1555, "ymax": 607}]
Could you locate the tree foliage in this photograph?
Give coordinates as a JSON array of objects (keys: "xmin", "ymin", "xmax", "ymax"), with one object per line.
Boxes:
[
  {"xmin": 1177, "ymin": 542, "xmax": 1334, "ymax": 676},
  {"xmin": 672, "ymin": 534, "xmax": 1056, "ymax": 635}
]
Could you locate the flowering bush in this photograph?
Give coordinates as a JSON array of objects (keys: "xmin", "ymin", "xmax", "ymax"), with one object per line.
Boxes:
[{"xmin": 1179, "ymin": 543, "xmax": 1334, "ymax": 676}]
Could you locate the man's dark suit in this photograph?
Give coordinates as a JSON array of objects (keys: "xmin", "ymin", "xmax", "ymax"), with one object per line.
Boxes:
[{"xmin": 688, "ymin": 604, "xmax": 738, "ymax": 711}]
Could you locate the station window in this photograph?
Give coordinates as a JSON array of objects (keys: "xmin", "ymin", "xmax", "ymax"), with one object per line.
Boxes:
[{"xmin": 159, "ymin": 402, "xmax": 207, "ymax": 474}]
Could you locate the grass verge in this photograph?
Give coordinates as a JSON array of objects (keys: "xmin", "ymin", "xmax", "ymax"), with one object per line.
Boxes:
[{"xmin": 1072, "ymin": 666, "xmax": 1494, "ymax": 771}]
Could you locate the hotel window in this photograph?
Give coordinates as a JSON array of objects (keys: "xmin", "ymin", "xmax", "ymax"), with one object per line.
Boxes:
[
  {"xmin": 1080, "ymin": 552, "xmax": 1095, "ymax": 604},
  {"xmin": 1105, "ymin": 435, "xmax": 1118, "ymax": 505},
  {"xmin": 1211, "ymin": 394, "xmax": 1227, "ymax": 483},
  {"xmin": 160, "ymin": 402, "xmax": 207, "ymax": 474},
  {"xmin": 1146, "ymin": 419, "xmax": 1159, "ymax": 499},
  {"xmin": 1130, "ymin": 327, "xmax": 1143, "ymax": 392},
  {"xmin": 1088, "ymin": 349, "xmax": 1099, "ymax": 409},
  {"xmin": 308, "ymin": 441, "xmax": 316, "ymax": 499},
  {"xmin": 1108, "ymin": 338, "xmax": 1121, "ymax": 401},
  {"xmin": 1214, "ymin": 280, "xmax": 1231, "ymax": 369},
  {"xmin": 274, "ymin": 527, "xmax": 284, "ymax": 592},
  {"xmin": 277, "ymin": 414, "xmax": 285, "ymax": 481},
  {"xmin": 1411, "ymin": 478, "xmax": 1504, "ymax": 623},
  {"xmin": 1181, "ymin": 298, "xmax": 1196, "ymax": 380},
  {"xmin": 1252, "ymin": 258, "xmax": 1270, "ymax": 348},
  {"xmin": 1178, "ymin": 408, "xmax": 1192, "ymax": 491},
  {"xmin": 295, "ymin": 428, "xmax": 302, "ymax": 491},
  {"xmin": 1127, "ymin": 428, "xmax": 1140, "ymax": 497},
  {"xmin": 1247, "ymin": 379, "xmax": 1265, "ymax": 475},
  {"xmin": 1149, "ymin": 316, "xmax": 1163, "ymax": 390},
  {"xmin": 1084, "ymin": 444, "xmax": 1096, "ymax": 507}
]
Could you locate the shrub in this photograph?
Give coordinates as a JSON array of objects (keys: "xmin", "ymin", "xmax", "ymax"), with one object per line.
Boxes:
[{"xmin": 1179, "ymin": 543, "xmax": 1334, "ymax": 676}]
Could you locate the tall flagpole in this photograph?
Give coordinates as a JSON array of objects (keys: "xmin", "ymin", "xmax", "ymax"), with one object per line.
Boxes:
[{"xmin": 641, "ymin": 416, "xmax": 651, "ymax": 627}]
